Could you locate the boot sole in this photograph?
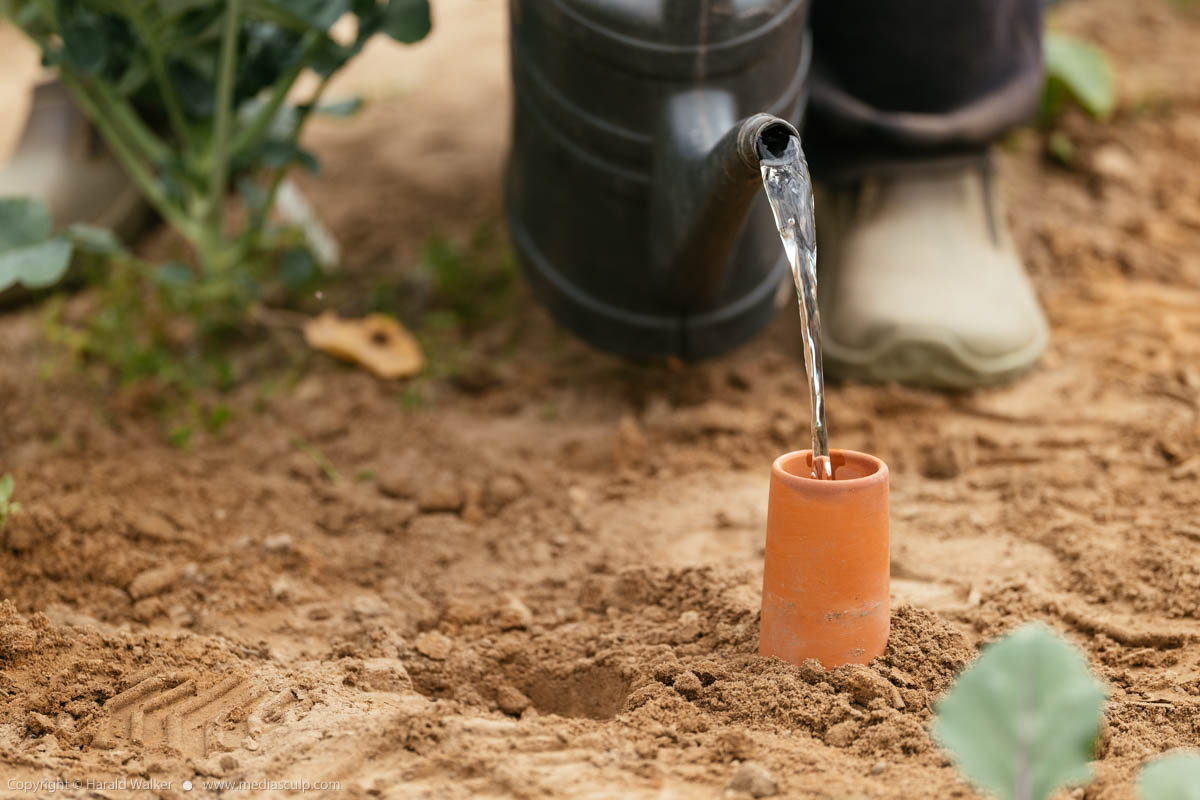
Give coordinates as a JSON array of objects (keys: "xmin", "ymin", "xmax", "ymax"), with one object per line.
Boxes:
[{"xmin": 823, "ymin": 321, "xmax": 1049, "ymax": 390}]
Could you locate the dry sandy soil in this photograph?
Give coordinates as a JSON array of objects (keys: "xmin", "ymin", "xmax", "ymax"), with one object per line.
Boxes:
[{"xmin": 2, "ymin": 0, "xmax": 1200, "ymax": 797}]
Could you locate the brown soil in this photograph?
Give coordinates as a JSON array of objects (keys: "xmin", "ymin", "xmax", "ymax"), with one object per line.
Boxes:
[{"xmin": 2, "ymin": 0, "xmax": 1200, "ymax": 797}]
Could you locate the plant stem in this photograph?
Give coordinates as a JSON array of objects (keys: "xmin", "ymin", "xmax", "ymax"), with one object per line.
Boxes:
[
  {"xmin": 206, "ymin": 0, "xmax": 244, "ymax": 254},
  {"xmin": 59, "ymin": 70, "xmax": 202, "ymax": 243},
  {"xmin": 124, "ymin": 0, "xmax": 192, "ymax": 147},
  {"xmin": 85, "ymin": 78, "xmax": 170, "ymax": 165},
  {"xmin": 235, "ymin": 71, "xmax": 333, "ymax": 260}
]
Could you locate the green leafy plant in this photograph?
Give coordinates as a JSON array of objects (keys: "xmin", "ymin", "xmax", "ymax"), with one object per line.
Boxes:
[
  {"xmin": 935, "ymin": 624, "xmax": 1200, "ymax": 800},
  {"xmin": 934, "ymin": 623, "xmax": 1107, "ymax": 800},
  {"xmin": 418, "ymin": 225, "xmax": 516, "ymax": 326},
  {"xmin": 0, "ymin": 0, "xmax": 432, "ymax": 384},
  {"xmin": 0, "ymin": 197, "xmax": 121, "ymax": 294},
  {"xmin": 1042, "ymin": 31, "xmax": 1117, "ymax": 123},
  {"xmin": 1139, "ymin": 752, "xmax": 1200, "ymax": 800},
  {"xmin": 0, "ymin": 474, "xmax": 19, "ymax": 531},
  {"xmin": 1038, "ymin": 30, "xmax": 1116, "ymax": 166}
]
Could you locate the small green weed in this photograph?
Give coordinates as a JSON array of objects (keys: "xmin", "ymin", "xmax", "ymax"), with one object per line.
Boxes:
[
  {"xmin": 419, "ymin": 225, "xmax": 516, "ymax": 325},
  {"xmin": 0, "ymin": 474, "xmax": 19, "ymax": 532},
  {"xmin": 291, "ymin": 436, "xmax": 342, "ymax": 482},
  {"xmin": 1041, "ymin": 31, "xmax": 1117, "ymax": 124},
  {"xmin": 1038, "ymin": 29, "xmax": 1117, "ymax": 166},
  {"xmin": 168, "ymin": 424, "xmax": 195, "ymax": 450}
]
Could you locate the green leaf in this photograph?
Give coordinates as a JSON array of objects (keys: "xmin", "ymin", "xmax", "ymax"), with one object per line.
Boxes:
[
  {"xmin": 0, "ymin": 474, "xmax": 13, "ymax": 505},
  {"xmin": 279, "ymin": 0, "xmax": 352, "ymax": 30},
  {"xmin": 1047, "ymin": 131, "xmax": 1076, "ymax": 167},
  {"xmin": 259, "ymin": 140, "xmax": 320, "ymax": 173},
  {"xmin": 155, "ymin": 261, "xmax": 195, "ymax": 288},
  {"xmin": 0, "ymin": 197, "xmax": 73, "ymax": 292},
  {"xmin": 66, "ymin": 223, "xmax": 124, "ymax": 255},
  {"xmin": 237, "ymin": 22, "xmax": 305, "ymax": 101},
  {"xmin": 933, "ymin": 624, "xmax": 1106, "ymax": 800},
  {"xmin": 1139, "ymin": 752, "xmax": 1200, "ymax": 800},
  {"xmin": 59, "ymin": 8, "xmax": 111, "ymax": 74},
  {"xmin": 314, "ymin": 96, "xmax": 363, "ymax": 116},
  {"xmin": 205, "ymin": 403, "xmax": 233, "ymax": 433},
  {"xmin": 168, "ymin": 424, "xmax": 194, "ymax": 450},
  {"xmin": 114, "ymin": 59, "xmax": 153, "ymax": 96},
  {"xmin": 237, "ymin": 176, "xmax": 268, "ymax": 217},
  {"xmin": 381, "ymin": 0, "xmax": 430, "ymax": 43},
  {"xmin": 1045, "ymin": 31, "xmax": 1116, "ymax": 120},
  {"xmin": 0, "ymin": 196, "xmax": 53, "ymax": 250},
  {"xmin": 308, "ymin": 33, "xmax": 358, "ymax": 76},
  {"xmin": 0, "ymin": 237, "xmax": 73, "ymax": 291},
  {"xmin": 157, "ymin": 0, "xmax": 219, "ymax": 15},
  {"xmin": 169, "ymin": 57, "xmax": 217, "ymax": 118},
  {"xmin": 279, "ymin": 246, "xmax": 316, "ymax": 288}
]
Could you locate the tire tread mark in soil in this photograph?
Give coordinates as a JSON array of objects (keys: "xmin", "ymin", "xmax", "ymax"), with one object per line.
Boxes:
[{"xmin": 99, "ymin": 671, "xmax": 299, "ymax": 757}]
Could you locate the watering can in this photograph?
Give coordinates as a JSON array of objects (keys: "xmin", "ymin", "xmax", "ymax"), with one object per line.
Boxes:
[{"xmin": 506, "ymin": 0, "xmax": 811, "ymax": 359}]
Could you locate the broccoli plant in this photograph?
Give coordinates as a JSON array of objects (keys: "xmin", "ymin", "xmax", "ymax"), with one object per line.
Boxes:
[
  {"xmin": 0, "ymin": 0, "xmax": 431, "ymax": 382},
  {"xmin": 3, "ymin": 0, "xmax": 430, "ymax": 276},
  {"xmin": 935, "ymin": 623, "xmax": 1200, "ymax": 800}
]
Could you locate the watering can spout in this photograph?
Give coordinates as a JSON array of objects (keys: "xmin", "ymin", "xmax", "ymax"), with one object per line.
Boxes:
[{"xmin": 652, "ymin": 90, "xmax": 799, "ymax": 309}]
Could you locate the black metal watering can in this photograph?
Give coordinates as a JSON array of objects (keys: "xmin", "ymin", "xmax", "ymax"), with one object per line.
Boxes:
[{"xmin": 507, "ymin": 0, "xmax": 810, "ymax": 359}]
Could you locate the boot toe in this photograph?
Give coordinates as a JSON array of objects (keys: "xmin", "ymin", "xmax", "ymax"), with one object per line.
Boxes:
[{"xmin": 818, "ymin": 163, "xmax": 1049, "ymax": 388}]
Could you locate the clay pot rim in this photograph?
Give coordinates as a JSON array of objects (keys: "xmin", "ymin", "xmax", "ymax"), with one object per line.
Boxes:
[{"xmin": 772, "ymin": 449, "xmax": 888, "ymax": 491}]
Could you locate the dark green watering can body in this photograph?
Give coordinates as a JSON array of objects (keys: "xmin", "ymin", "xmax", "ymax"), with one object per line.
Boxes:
[{"xmin": 507, "ymin": 0, "xmax": 811, "ymax": 359}]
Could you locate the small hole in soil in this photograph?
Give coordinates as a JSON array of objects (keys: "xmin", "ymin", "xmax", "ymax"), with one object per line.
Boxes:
[{"xmin": 520, "ymin": 665, "xmax": 631, "ymax": 720}]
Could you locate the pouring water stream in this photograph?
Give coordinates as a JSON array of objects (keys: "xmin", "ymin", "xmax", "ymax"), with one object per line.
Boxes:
[{"xmin": 759, "ymin": 133, "xmax": 832, "ymax": 480}]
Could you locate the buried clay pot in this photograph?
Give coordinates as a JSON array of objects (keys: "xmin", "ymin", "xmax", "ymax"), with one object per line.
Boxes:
[{"xmin": 759, "ymin": 449, "xmax": 889, "ymax": 667}]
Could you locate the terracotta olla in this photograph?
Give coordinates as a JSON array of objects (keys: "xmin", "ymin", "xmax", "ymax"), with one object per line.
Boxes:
[{"xmin": 759, "ymin": 449, "xmax": 890, "ymax": 667}]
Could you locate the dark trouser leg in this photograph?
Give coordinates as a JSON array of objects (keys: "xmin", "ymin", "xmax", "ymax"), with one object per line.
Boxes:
[{"xmin": 804, "ymin": 0, "xmax": 1044, "ymax": 177}]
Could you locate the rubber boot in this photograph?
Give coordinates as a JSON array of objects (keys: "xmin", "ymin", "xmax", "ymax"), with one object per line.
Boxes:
[{"xmin": 817, "ymin": 156, "xmax": 1048, "ymax": 389}]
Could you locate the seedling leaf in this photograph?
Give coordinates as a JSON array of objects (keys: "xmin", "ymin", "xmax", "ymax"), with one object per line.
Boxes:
[
  {"xmin": 0, "ymin": 473, "xmax": 16, "ymax": 531},
  {"xmin": 1139, "ymin": 752, "xmax": 1200, "ymax": 800},
  {"xmin": 66, "ymin": 223, "xmax": 124, "ymax": 256},
  {"xmin": 1045, "ymin": 32, "xmax": 1116, "ymax": 120},
  {"xmin": 933, "ymin": 623, "xmax": 1106, "ymax": 800},
  {"xmin": 0, "ymin": 238, "xmax": 74, "ymax": 291},
  {"xmin": 0, "ymin": 196, "xmax": 53, "ymax": 250}
]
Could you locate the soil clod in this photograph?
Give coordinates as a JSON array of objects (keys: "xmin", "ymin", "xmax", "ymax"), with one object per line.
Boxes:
[{"xmin": 727, "ymin": 761, "xmax": 779, "ymax": 798}]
